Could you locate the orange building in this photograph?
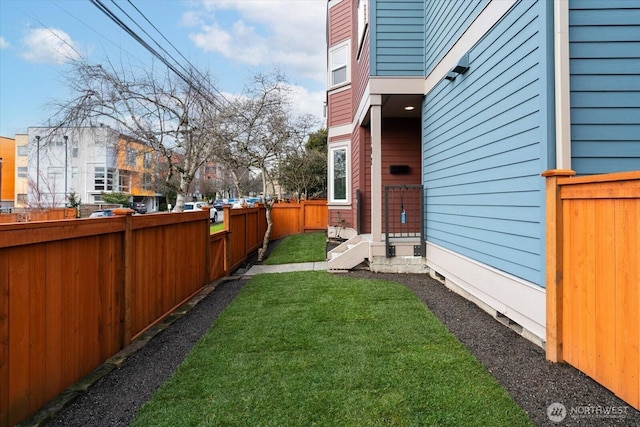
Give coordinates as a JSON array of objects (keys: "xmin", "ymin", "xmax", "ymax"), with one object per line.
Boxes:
[
  {"xmin": 116, "ymin": 136, "xmax": 158, "ymax": 200},
  {"xmin": 0, "ymin": 136, "xmax": 16, "ymax": 208}
]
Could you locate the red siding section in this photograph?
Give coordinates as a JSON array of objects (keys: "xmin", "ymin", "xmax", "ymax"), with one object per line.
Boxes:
[
  {"xmin": 328, "ymin": 89, "xmax": 352, "ymax": 126},
  {"xmin": 354, "ymin": 35, "xmax": 370, "ymax": 111},
  {"xmin": 329, "ymin": 0, "xmax": 351, "ymax": 46}
]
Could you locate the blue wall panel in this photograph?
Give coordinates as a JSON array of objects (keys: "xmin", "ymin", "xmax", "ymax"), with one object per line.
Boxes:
[
  {"xmin": 569, "ymin": 0, "xmax": 640, "ymax": 174},
  {"xmin": 422, "ymin": 1, "xmax": 550, "ymax": 286},
  {"xmin": 371, "ymin": 0, "xmax": 425, "ymax": 76},
  {"xmin": 424, "ymin": 0, "xmax": 489, "ymax": 75}
]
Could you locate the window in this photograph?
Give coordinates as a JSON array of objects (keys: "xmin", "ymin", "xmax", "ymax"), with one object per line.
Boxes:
[
  {"xmin": 95, "ymin": 166, "xmax": 105, "ymax": 191},
  {"xmin": 94, "ymin": 166, "xmax": 115, "ymax": 191},
  {"xmin": 126, "ymin": 147, "xmax": 137, "ymax": 166},
  {"xmin": 329, "ymin": 144, "xmax": 349, "ymax": 203},
  {"xmin": 18, "ymin": 166, "xmax": 28, "ymax": 177},
  {"xmin": 106, "ymin": 168, "xmax": 116, "ymax": 190},
  {"xmin": 329, "ymin": 42, "xmax": 349, "ymax": 87},
  {"xmin": 142, "ymin": 173, "xmax": 153, "ymax": 190},
  {"xmin": 119, "ymin": 173, "xmax": 130, "ymax": 193},
  {"xmin": 143, "ymin": 152, "xmax": 152, "ymax": 169},
  {"xmin": 17, "ymin": 145, "xmax": 28, "ymax": 156}
]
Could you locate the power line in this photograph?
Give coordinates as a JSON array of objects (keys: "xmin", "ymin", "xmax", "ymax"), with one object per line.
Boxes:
[
  {"xmin": 124, "ymin": 0, "xmax": 232, "ymax": 107},
  {"xmin": 90, "ymin": 0, "xmax": 230, "ymax": 112}
]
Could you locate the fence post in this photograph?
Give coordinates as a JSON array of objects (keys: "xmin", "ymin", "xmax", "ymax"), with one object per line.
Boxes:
[
  {"xmin": 114, "ymin": 208, "xmax": 135, "ymax": 346},
  {"xmin": 541, "ymin": 169, "xmax": 575, "ymax": 362}
]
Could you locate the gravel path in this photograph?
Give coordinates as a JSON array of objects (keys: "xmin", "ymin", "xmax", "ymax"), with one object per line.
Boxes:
[{"xmin": 40, "ymin": 244, "xmax": 639, "ymax": 427}]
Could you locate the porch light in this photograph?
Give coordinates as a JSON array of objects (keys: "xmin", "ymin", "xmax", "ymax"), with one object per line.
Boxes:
[
  {"xmin": 452, "ymin": 53, "xmax": 470, "ymax": 74},
  {"xmin": 404, "ymin": 106, "xmax": 415, "ymax": 111}
]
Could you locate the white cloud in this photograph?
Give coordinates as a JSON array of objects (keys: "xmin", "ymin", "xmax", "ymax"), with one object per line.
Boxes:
[
  {"xmin": 0, "ymin": 36, "xmax": 9, "ymax": 49},
  {"xmin": 20, "ymin": 28, "xmax": 80, "ymax": 64},
  {"xmin": 285, "ymin": 83, "xmax": 325, "ymax": 124},
  {"xmin": 186, "ymin": 0, "xmax": 326, "ymax": 84}
]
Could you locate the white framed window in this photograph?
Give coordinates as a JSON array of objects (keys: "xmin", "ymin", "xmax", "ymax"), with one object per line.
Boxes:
[
  {"xmin": 329, "ymin": 41, "xmax": 349, "ymax": 88},
  {"xmin": 17, "ymin": 145, "xmax": 28, "ymax": 156},
  {"xmin": 329, "ymin": 142, "xmax": 350, "ymax": 203}
]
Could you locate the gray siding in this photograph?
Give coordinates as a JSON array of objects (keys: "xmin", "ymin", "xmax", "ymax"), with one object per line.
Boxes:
[
  {"xmin": 371, "ymin": 0, "xmax": 425, "ymax": 76},
  {"xmin": 423, "ymin": 1, "xmax": 550, "ymax": 286},
  {"xmin": 424, "ymin": 0, "xmax": 489, "ymax": 75},
  {"xmin": 569, "ymin": 0, "xmax": 640, "ymax": 174}
]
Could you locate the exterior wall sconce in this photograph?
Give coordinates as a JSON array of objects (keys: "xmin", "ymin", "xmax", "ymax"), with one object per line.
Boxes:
[
  {"xmin": 445, "ymin": 52, "xmax": 470, "ymax": 82},
  {"xmin": 452, "ymin": 53, "xmax": 470, "ymax": 74}
]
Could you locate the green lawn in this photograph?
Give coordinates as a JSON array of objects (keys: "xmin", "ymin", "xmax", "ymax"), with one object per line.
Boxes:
[
  {"xmin": 210, "ymin": 222, "xmax": 224, "ymax": 234},
  {"xmin": 263, "ymin": 231, "xmax": 327, "ymax": 265},
  {"xmin": 131, "ymin": 271, "xmax": 533, "ymax": 427}
]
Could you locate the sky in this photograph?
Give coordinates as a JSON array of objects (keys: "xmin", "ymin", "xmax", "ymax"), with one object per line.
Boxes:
[{"xmin": 0, "ymin": 0, "xmax": 327, "ymax": 138}]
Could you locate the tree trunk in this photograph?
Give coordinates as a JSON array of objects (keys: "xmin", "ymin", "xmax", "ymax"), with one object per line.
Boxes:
[
  {"xmin": 257, "ymin": 199, "xmax": 274, "ymax": 261},
  {"xmin": 172, "ymin": 174, "xmax": 191, "ymax": 212}
]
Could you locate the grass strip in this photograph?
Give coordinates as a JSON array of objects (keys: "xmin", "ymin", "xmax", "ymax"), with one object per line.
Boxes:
[
  {"xmin": 263, "ymin": 231, "xmax": 327, "ymax": 264},
  {"xmin": 132, "ymin": 271, "xmax": 532, "ymax": 426}
]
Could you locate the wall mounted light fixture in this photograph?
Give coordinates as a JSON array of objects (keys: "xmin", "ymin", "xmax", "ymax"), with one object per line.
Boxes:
[
  {"xmin": 445, "ymin": 52, "xmax": 470, "ymax": 83},
  {"xmin": 452, "ymin": 53, "xmax": 470, "ymax": 74}
]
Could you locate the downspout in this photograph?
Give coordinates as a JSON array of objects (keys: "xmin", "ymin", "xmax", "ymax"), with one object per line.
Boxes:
[{"xmin": 554, "ymin": 0, "xmax": 571, "ymax": 169}]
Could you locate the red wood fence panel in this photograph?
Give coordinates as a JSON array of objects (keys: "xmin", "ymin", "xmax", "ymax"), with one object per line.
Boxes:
[{"xmin": 0, "ymin": 200, "xmax": 328, "ymax": 426}]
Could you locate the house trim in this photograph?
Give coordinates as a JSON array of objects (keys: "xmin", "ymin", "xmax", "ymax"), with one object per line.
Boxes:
[
  {"xmin": 424, "ymin": 0, "xmax": 518, "ymax": 94},
  {"xmin": 426, "ymin": 241, "xmax": 546, "ymax": 346},
  {"xmin": 554, "ymin": 0, "xmax": 571, "ymax": 169}
]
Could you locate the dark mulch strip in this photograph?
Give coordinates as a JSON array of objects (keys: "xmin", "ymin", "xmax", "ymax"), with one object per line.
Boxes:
[{"xmin": 40, "ymin": 239, "xmax": 639, "ymax": 427}]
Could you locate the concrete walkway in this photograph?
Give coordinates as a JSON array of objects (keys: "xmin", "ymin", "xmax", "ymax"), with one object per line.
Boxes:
[{"xmin": 245, "ymin": 261, "xmax": 328, "ymax": 275}]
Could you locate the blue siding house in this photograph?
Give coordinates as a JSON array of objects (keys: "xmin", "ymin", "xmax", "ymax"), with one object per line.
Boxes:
[{"xmin": 326, "ymin": 0, "xmax": 640, "ymax": 346}]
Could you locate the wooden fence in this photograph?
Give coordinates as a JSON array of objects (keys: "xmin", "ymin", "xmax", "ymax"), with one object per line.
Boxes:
[
  {"xmin": 0, "ymin": 208, "xmax": 76, "ymax": 224},
  {"xmin": 544, "ymin": 170, "xmax": 639, "ymax": 411},
  {"xmin": 0, "ymin": 200, "xmax": 327, "ymax": 426}
]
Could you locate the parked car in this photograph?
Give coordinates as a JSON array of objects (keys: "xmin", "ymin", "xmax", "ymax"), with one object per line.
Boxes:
[
  {"xmin": 131, "ymin": 202, "xmax": 147, "ymax": 214},
  {"xmin": 89, "ymin": 209, "xmax": 114, "ymax": 218},
  {"xmin": 213, "ymin": 199, "xmax": 224, "ymax": 211},
  {"xmin": 183, "ymin": 201, "xmax": 218, "ymax": 223}
]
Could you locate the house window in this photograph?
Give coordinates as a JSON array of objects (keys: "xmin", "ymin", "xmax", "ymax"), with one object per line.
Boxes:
[
  {"xmin": 142, "ymin": 172, "xmax": 153, "ymax": 190},
  {"xmin": 94, "ymin": 166, "xmax": 115, "ymax": 191},
  {"xmin": 17, "ymin": 145, "xmax": 28, "ymax": 156},
  {"xmin": 94, "ymin": 166, "xmax": 105, "ymax": 191},
  {"xmin": 126, "ymin": 147, "xmax": 137, "ymax": 166},
  {"xmin": 18, "ymin": 166, "xmax": 28, "ymax": 177},
  {"xmin": 329, "ymin": 42, "xmax": 349, "ymax": 87},
  {"xmin": 329, "ymin": 144, "xmax": 349, "ymax": 202},
  {"xmin": 143, "ymin": 152, "xmax": 152, "ymax": 169},
  {"xmin": 119, "ymin": 173, "xmax": 130, "ymax": 193},
  {"xmin": 106, "ymin": 168, "xmax": 116, "ymax": 190}
]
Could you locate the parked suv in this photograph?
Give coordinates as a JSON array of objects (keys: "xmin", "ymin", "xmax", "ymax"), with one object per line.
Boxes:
[{"xmin": 131, "ymin": 202, "xmax": 147, "ymax": 214}]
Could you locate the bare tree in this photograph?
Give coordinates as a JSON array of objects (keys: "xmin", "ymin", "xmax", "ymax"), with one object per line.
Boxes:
[
  {"xmin": 52, "ymin": 58, "xmax": 225, "ymax": 211},
  {"xmin": 277, "ymin": 127, "xmax": 327, "ymax": 201},
  {"xmin": 217, "ymin": 71, "xmax": 319, "ymax": 260}
]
